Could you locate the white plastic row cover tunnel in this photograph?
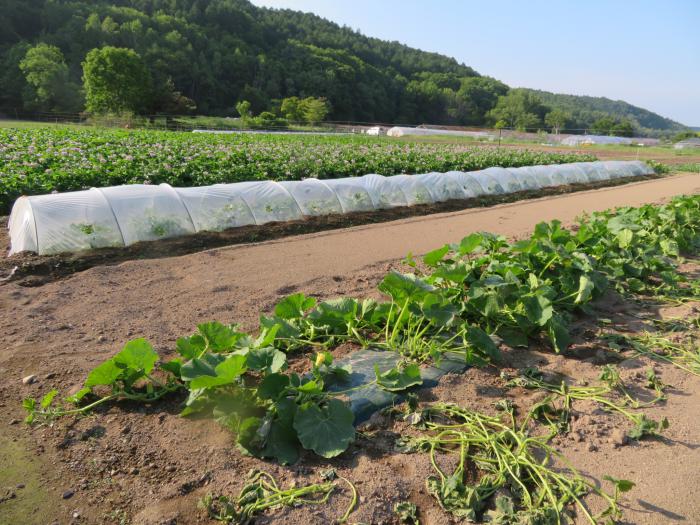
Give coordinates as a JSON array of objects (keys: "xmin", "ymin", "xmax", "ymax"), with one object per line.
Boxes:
[{"xmin": 7, "ymin": 161, "xmax": 654, "ymax": 255}]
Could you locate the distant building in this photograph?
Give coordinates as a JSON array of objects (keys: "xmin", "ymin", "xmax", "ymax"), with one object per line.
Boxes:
[{"xmin": 674, "ymin": 137, "xmax": 700, "ymax": 149}]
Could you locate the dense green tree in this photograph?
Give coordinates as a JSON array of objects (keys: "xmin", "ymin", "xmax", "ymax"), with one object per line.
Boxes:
[
  {"xmin": 299, "ymin": 97, "xmax": 329, "ymax": 124},
  {"xmin": 591, "ymin": 116, "xmax": 635, "ymax": 137},
  {"xmin": 488, "ymin": 90, "xmax": 547, "ymax": 131},
  {"xmin": 156, "ymin": 78, "xmax": 196, "ymax": 114},
  {"xmin": 611, "ymin": 120, "xmax": 634, "ymax": 137},
  {"xmin": 280, "ymin": 96, "xmax": 304, "ymax": 122},
  {"xmin": 235, "ymin": 100, "xmax": 252, "ymax": 119},
  {"xmin": 453, "ymin": 77, "xmax": 508, "ymax": 125},
  {"xmin": 0, "ymin": 0, "xmax": 685, "ymax": 134},
  {"xmin": 19, "ymin": 44, "xmax": 79, "ymax": 111},
  {"xmin": 0, "ymin": 42, "xmax": 31, "ymax": 110},
  {"xmin": 82, "ymin": 46, "xmax": 151, "ymax": 114},
  {"xmin": 673, "ymin": 130, "xmax": 700, "ymax": 142},
  {"xmin": 591, "ymin": 116, "xmax": 618, "ymax": 135},
  {"xmin": 524, "ymin": 89, "xmax": 681, "ymax": 136},
  {"xmin": 250, "ymin": 110, "xmax": 288, "ymax": 129},
  {"xmin": 545, "ymin": 109, "xmax": 570, "ymax": 134}
]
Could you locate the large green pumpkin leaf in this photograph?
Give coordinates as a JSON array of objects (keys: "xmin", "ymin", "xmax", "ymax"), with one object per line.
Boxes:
[
  {"xmin": 307, "ymin": 298, "xmax": 359, "ymax": 329},
  {"xmin": 180, "ymin": 353, "xmax": 226, "ymax": 383},
  {"xmin": 176, "ymin": 334, "xmax": 205, "ymax": 360},
  {"xmin": 197, "ymin": 321, "xmax": 244, "ymax": 352},
  {"xmin": 85, "ymin": 359, "xmax": 123, "ymax": 387},
  {"xmin": 378, "ymin": 271, "xmax": 435, "ymax": 302},
  {"xmin": 261, "ymin": 399, "xmax": 300, "ymax": 465},
  {"xmin": 616, "ymin": 228, "xmax": 634, "ymax": 249},
  {"xmin": 274, "ymin": 293, "xmax": 316, "ymax": 320},
  {"xmin": 113, "ymin": 338, "xmax": 159, "ymax": 374},
  {"xmin": 293, "ymin": 399, "xmax": 355, "ymax": 458},
  {"xmin": 466, "ymin": 326, "xmax": 502, "ymax": 364},
  {"xmin": 574, "ymin": 274, "xmax": 595, "ymax": 304},
  {"xmin": 416, "ymin": 294, "xmax": 458, "ymax": 325},
  {"xmin": 246, "ymin": 346, "xmax": 287, "ymax": 374},
  {"xmin": 521, "ymin": 294, "xmax": 553, "ymax": 326},
  {"xmin": 257, "ymin": 373, "xmax": 290, "ymax": 400},
  {"xmin": 423, "ymin": 244, "xmax": 449, "ymax": 267},
  {"xmin": 237, "ymin": 401, "xmax": 301, "ymax": 465},
  {"xmin": 188, "ymin": 354, "xmax": 247, "ymax": 389},
  {"xmin": 547, "ymin": 316, "xmax": 571, "ymax": 353},
  {"xmin": 458, "ymin": 233, "xmax": 484, "ymax": 255}
]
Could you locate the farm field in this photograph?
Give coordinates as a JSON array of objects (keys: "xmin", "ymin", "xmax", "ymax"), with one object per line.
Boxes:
[
  {"xmin": 2, "ymin": 173, "xmax": 700, "ymax": 524},
  {"xmin": 2, "ymin": 0, "xmax": 697, "ymax": 523},
  {"xmin": 0, "ymin": 127, "xmax": 597, "ymax": 214},
  {"xmin": 395, "ymin": 134, "xmax": 700, "ymax": 166},
  {"xmin": 3, "ymin": 124, "xmax": 699, "ymax": 216}
]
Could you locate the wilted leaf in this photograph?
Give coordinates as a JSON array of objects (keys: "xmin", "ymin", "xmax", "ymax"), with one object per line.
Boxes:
[
  {"xmin": 466, "ymin": 326, "xmax": 501, "ymax": 363},
  {"xmin": 375, "ymin": 364, "xmax": 423, "ymax": 392}
]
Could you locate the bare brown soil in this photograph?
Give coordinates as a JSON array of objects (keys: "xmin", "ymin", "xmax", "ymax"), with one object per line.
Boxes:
[
  {"xmin": 0, "ymin": 174, "xmax": 664, "ymax": 286},
  {"xmin": 1, "ymin": 174, "xmax": 700, "ymax": 525}
]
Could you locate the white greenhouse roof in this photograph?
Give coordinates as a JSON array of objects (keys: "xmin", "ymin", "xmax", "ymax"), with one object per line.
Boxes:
[
  {"xmin": 561, "ymin": 135, "xmax": 633, "ymax": 146},
  {"xmin": 386, "ymin": 126, "xmax": 494, "ymax": 139}
]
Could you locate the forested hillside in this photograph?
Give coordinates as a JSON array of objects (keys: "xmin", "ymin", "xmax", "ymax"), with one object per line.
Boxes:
[
  {"xmin": 524, "ymin": 89, "xmax": 685, "ymax": 135},
  {"xmin": 0, "ymin": 0, "xmax": 686, "ymax": 134}
]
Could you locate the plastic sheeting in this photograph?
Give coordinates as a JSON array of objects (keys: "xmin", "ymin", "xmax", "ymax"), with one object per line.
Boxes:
[
  {"xmin": 560, "ymin": 135, "xmax": 633, "ymax": 146},
  {"xmin": 8, "ymin": 161, "xmax": 654, "ymax": 255},
  {"xmin": 386, "ymin": 126, "xmax": 495, "ymax": 140}
]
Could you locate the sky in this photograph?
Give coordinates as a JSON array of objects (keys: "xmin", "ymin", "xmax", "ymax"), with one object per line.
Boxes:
[{"xmin": 251, "ymin": 0, "xmax": 700, "ymax": 126}]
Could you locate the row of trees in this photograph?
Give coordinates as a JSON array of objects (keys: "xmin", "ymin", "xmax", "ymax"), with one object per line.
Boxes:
[
  {"xmin": 234, "ymin": 97, "xmax": 330, "ymax": 128},
  {"xmin": 0, "ymin": 0, "xmax": 676, "ymax": 135},
  {"xmin": 485, "ymin": 89, "xmax": 636, "ymax": 135},
  {"xmin": 17, "ymin": 43, "xmax": 196, "ymax": 115},
  {"xmin": 14, "ymin": 41, "xmax": 640, "ymax": 136},
  {"xmin": 15, "ymin": 41, "xmax": 641, "ymax": 137}
]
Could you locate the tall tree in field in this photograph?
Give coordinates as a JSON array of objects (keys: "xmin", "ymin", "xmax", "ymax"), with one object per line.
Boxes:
[
  {"xmin": 19, "ymin": 43, "xmax": 78, "ymax": 111},
  {"xmin": 280, "ymin": 97, "xmax": 304, "ymax": 122},
  {"xmin": 488, "ymin": 90, "xmax": 547, "ymax": 131},
  {"xmin": 82, "ymin": 47, "xmax": 151, "ymax": 114},
  {"xmin": 545, "ymin": 109, "xmax": 570, "ymax": 134},
  {"xmin": 300, "ymin": 97, "xmax": 329, "ymax": 124},
  {"xmin": 590, "ymin": 116, "xmax": 616, "ymax": 135},
  {"xmin": 235, "ymin": 99, "xmax": 252, "ymax": 125},
  {"xmin": 454, "ymin": 76, "xmax": 508, "ymax": 125},
  {"xmin": 611, "ymin": 119, "xmax": 635, "ymax": 137}
]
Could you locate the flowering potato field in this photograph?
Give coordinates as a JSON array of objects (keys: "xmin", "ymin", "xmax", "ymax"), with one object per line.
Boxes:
[{"xmin": 0, "ymin": 128, "xmax": 594, "ymax": 214}]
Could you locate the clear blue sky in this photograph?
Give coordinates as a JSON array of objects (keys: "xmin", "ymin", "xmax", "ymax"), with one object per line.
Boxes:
[{"xmin": 251, "ymin": 0, "xmax": 700, "ymax": 126}]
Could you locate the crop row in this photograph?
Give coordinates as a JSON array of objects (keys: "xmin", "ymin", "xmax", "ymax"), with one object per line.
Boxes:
[
  {"xmin": 24, "ymin": 195, "xmax": 700, "ymax": 523},
  {"xmin": 0, "ymin": 127, "xmax": 595, "ymax": 214}
]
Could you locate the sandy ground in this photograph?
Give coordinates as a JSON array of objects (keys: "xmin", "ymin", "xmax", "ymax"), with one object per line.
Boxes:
[{"xmin": 1, "ymin": 173, "xmax": 700, "ymax": 524}]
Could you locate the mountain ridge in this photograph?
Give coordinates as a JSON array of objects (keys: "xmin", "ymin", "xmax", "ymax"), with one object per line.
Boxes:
[{"xmin": 0, "ymin": 0, "xmax": 686, "ymax": 135}]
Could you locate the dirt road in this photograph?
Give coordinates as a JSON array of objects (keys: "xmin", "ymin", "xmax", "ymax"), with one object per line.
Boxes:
[{"xmin": 1, "ymin": 172, "xmax": 699, "ymax": 524}]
